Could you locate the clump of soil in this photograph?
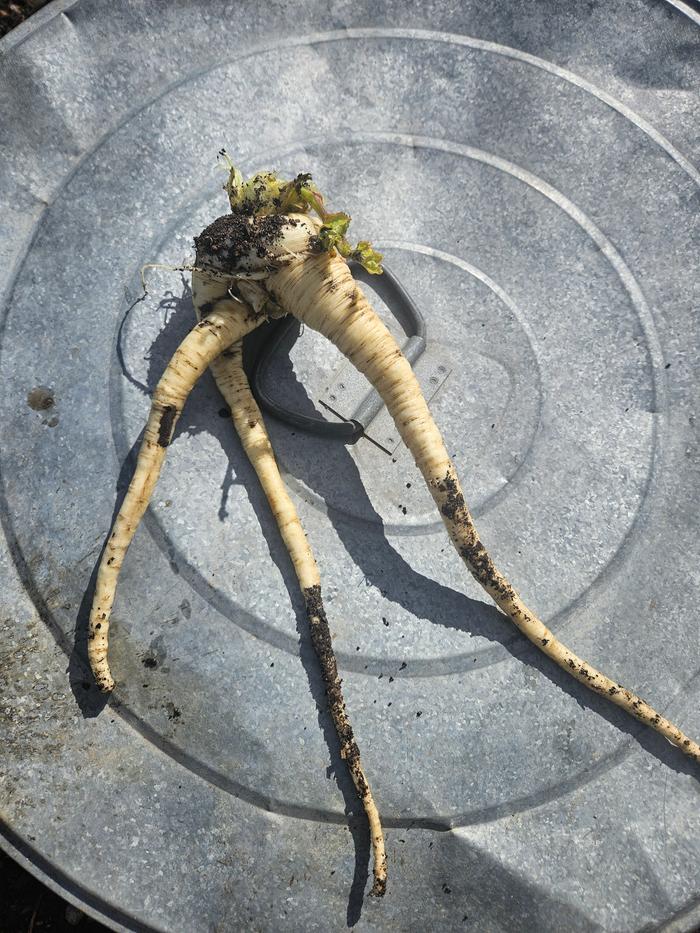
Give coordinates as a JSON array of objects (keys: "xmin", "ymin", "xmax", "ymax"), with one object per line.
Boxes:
[{"xmin": 27, "ymin": 386, "xmax": 54, "ymax": 411}]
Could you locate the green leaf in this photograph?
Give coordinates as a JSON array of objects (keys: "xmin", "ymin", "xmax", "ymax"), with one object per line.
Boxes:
[
  {"xmin": 215, "ymin": 153, "xmax": 382, "ymax": 273},
  {"xmin": 278, "ymin": 173, "xmax": 314, "ymax": 212},
  {"xmin": 299, "ymin": 185, "xmax": 326, "ymax": 217},
  {"xmin": 324, "ymin": 213, "xmax": 351, "ymax": 238},
  {"xmin": 350, "ymin": 241, "xmax": 384, "ymax": 275},
  {"xmin": 315, "ymin": 212, "xmax": 352, "ymax": 252}
]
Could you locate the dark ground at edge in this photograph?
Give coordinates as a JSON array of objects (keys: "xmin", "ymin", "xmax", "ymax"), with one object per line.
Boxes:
[
  {"xmin": 1, "ymin": 0, "xmax": 699, "ymax": 931},
  {"xmin": 0, "ymin": 849, "xmax": 108, "ymax": 932},
  {"xmin": 0, "ymin": 0, "xmax": 49, "ymax": 38},
  {"xmin": 1, "ymin": 4, "xmax": 119, "ymax": 929}
]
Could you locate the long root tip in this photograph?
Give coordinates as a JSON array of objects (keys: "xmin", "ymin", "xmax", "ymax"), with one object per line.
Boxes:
[
  {"xmin": 370, "ymin": 876, "xmax": 387, "ymax": 897},
  {"xmin": 95, "ymin": 673, "xmax": 115, "ymax": 693}
]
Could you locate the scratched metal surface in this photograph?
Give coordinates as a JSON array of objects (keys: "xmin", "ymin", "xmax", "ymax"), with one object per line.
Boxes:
[{"xmin": 1, "ymin": 1, "xmax": 699, "ymax": 930}]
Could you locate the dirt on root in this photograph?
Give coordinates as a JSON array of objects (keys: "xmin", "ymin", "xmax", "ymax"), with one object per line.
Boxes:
[{"xmin": 193, "ymin": 212, "xmax": 289, "ymax": 269}]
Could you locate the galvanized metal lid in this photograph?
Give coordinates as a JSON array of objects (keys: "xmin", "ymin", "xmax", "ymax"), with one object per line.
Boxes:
[{"xmin": 1, "ymin": 1, "xmax": 699, "ymax": 929}]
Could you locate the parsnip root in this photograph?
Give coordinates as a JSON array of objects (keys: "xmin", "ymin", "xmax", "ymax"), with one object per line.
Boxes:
[
  {"xmin": 268, "ymin": 251, "xmax": 700, "ymax": 763},
  {"xmin": 88, "ymin": 298, "xmax": 261, "ymax": 691},
  {"xmin": 200, "ymin": 326, "xmax": 387, "ymax": 895},
  {"xmin": 193, "ymin": 267, "xmax": 387, "ymax": 891},
  {"xmin": 88, "ymin": 157, "xmax": 698, "ymax": 907}
]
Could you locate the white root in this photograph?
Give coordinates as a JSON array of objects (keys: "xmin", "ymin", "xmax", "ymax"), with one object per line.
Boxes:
[
  {"xmin": 192, "ymin": 267, "xmax": 387, "ymax": 894},
  {"xmin": 88, "ymin": 294, "xmax": 261, "ymax": 692},
  {"xmin": 267, "ymin": 251, "xmax": 700, "ymax": 763}
]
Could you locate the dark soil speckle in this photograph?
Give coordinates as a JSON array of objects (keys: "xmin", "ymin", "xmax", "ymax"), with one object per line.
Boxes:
[
  {"xmin": 165, "ymin": 702, "xmax": 181, "ymax": 721},
  {"xmin": 27, "ymin": 385, "xmax": 54, "ymax": 410}
]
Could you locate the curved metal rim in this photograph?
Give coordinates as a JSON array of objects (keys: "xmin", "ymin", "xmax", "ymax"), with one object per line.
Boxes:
[
  {"xmin": 0, "ymin": 823, "xmax": 149, "ymax": 933},
  {"xmin": 0, "ymin": 0, "xmax": 78, "ymax": 52},
  {"xmin": 0, "ymin": 1, "xmax": 698, "ymax": 930}
]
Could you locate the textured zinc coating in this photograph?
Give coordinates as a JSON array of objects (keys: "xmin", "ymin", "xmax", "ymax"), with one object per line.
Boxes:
[{"xmin": 0, "ymin": 1, "xmax": 698, "ymax": 930}]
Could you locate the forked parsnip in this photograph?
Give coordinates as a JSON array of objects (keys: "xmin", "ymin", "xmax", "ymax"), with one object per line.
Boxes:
[
  {"xmin": 191, "ymin": 161, "xmax": 700, "ymax": 763},
  {"xmin": 87, "ymin": 160, "xmax": 698, "ymax": 906},
  {"xmin": 88, "ymin": 294, "xmax": 262, "ymax": 691},
  {"xmin": 191, "ymin": 270, "xmax": 387, "ymax": 896}
]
